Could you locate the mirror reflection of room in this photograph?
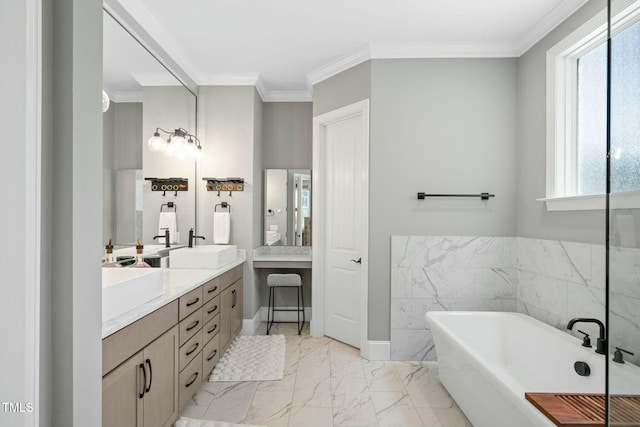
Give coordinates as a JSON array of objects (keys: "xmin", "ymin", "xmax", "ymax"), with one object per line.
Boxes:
[
  {"xmin": 264, "ymin": 169, "xmax": 311, "ymax": 246},
  {"xmin": 102, "ymin": 9, "xmax": 197, "ymax": 252}
]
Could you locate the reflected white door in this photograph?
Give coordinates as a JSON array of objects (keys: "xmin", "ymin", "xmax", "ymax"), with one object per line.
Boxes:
[{"xmin": 324, "ymin": 113, "xmax": 367, "ymax": 348}]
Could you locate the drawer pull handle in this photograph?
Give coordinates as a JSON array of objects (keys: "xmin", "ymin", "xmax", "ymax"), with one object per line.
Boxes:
[
  {"xmin": 145, "ymin": 359, "xmax": 152, "ymax": 393},
  {"xmin": 186, "ymin": 297, "xmax": 200, "ymax": 307},
  {"xmin": 186, "ymin": 320, "xmax": 200, "ymax": 331},
  {"xmin": 207, "ymin": 286, "xmax": 218, "ymax": 294},
  {"xmin": 186, "ymin": 342, "xmax": 200, "ymax": 356},
  {"xmin": 207, "ymin": 324, "xmax": 218, "ymax": 334},
  {"xmin": 232, "ymin": 289, "xmax": 236, "ymax": 308},
  {"xmin": 185, "ymin": 372, "xmax": 199, "ymax": 388},
  {"xmin": 207, "ymin": 305, "xmax": 218, "ymax": 314},
  {"xmin": 139, "ymin": 364, "xmax": 146, "ymax": 398},
  {"xmin": 207, "ymin": 350, "xmax": 218, "ymax": 361}
]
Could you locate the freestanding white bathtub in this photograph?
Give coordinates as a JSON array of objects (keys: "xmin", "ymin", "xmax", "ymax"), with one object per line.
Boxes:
[{"xmin": 426, "ymin": 311, "xmax": 640, "ymax": 427}]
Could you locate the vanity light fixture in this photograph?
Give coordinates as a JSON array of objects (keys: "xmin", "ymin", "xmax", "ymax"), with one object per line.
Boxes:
[
  {"xmin": 102, "ymin": 90, "xmax": 110, "ymax": 113},
  {"xmin": 147, "ymin": 127, "xmax": 203, "ymax": 160}
]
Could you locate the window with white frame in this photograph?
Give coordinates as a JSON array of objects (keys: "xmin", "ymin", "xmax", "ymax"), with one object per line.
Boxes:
[{"xmin": 545, "ymin": 0, "xmax": 640, "ymax": 210}]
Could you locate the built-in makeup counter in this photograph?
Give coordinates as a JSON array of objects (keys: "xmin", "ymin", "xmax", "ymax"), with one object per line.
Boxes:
[
  {"xmin": 102, "ymin": 250, "xmax": 246, "ymax": 338},
  {"xmin": 252, "ymin": 246, "xmax": 311, "ymax": 269}
]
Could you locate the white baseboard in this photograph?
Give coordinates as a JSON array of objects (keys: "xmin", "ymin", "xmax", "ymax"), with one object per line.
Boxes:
[
  {"xmin": 240, "ymin": 309, "xmax": 261, "ymax": 335},
  {"xmin": 365, "ymin": 340, "xmax": 391, "ymax": 361},
  {"xmin": 260, "ymin": 306, "xmax": 312, "ymax": 322}
]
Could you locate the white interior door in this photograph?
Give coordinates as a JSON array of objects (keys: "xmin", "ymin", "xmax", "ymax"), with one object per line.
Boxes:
[{"xmin": 324, "ymin": 113, "xmax": 367, "ymax": 348}]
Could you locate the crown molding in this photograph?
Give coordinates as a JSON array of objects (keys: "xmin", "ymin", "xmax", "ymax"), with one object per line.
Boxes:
[
  {"xmin": 254, "ymin": 74, "xmax": 268, "ymax": 101},
  {"xmin": 514, "ymin": 0, "xmax": 590, "ymax": 56},
  {"xmin": 262, "ymin": 91, "xmax": 313, "ymax": 102},
  {"xmin": 306, "ymin": 44, "xmax": 371, "ymax": 86}
]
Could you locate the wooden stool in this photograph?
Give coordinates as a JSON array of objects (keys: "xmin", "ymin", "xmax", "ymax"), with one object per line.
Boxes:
[{"xmin": 266, "ymin": 273, "xmax": 304, "ymax": 335}]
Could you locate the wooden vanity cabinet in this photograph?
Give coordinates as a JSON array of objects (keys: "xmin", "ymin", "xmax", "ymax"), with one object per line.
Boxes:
[
  {"xmin": 103, "ymin": 264, "xmax": 244, "ymax": 426},
  {"xmin": 102, "ymin": 325, "xmax": 179, "ymax": 427}
]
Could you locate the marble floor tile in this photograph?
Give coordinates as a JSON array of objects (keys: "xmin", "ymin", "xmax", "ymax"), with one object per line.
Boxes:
[
  {"xmin": 415, "ymin": 406, "xmax": 472, "ymax": 427},
  {"xmin": 180, "ymin": 325, "xmax": 469, "ymax": 427},
  {"xmin": 394, "ymin": 364, "xmax": 453, "ymax": 408},
  {"xmin": 371, "ymin": 392, "xmax": 424, "ymax": 427},
  {"xmin": 363, "ymin": 362, "xmax": 406, "ymax": 393},
  {"xmin": 292, "ymin": 365, "xmax": 332, "ymax": 408},
  {"xmin": 257, "ymin": 368, "xmax": 297, "ymax": 392},
  {"xmin": 243, "ymin": 390, "xmax": 292, "ymax": 427},
  {"xmin": 180, "ymin": 404, "xmax": 207, "ymax": 420},
  {"xmin": 330, "ymin": 359, "xmax": 365, "ymax": 379},
  {"xmin": 202, "ymin": 382, "xmax": 258, "ymax": 423},
  {"xmin": 288, "ymin": 406, "xmax": 334, "ymax": 427}
]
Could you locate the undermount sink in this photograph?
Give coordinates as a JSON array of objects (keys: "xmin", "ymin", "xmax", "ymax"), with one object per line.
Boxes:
[
  {"xmin": 102, "ymin": 268, "xmax": 164, "ymax": 322},
  {"xmin": 169, "ymin": 245, "xmax": 238, "ymax": 269}
]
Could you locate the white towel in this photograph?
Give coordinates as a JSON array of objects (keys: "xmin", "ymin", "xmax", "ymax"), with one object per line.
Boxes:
[
  {"xmin": 158, "ymin": 212, "xmax": 178, "ymax": 244},
  {"xmin": 213, "ymin": 212, "xmax": 231, "ymax": 244}
]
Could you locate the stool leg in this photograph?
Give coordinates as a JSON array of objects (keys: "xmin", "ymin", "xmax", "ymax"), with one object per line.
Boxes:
[
  {"xmin": 267, "ymin": 286, "xmax": 273, "ymax": 335},
  {"xmin": 300, "ymin": 284, "xmax": 305, "ymax": 334},
  {"xmin": 297, "ymin": 286, "xmax": 301, "ymax": 335}
]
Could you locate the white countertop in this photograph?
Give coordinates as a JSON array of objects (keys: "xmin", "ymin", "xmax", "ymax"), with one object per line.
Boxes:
[
  {"xmin": 253, "ymin": 252, "xmax": 312, "ymax": 262},
  {"xmin": 102, "ymin": 250, "xmax": 246, "ymax": 339}
]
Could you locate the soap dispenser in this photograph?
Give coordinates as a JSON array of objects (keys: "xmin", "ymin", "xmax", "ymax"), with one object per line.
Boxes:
[
  {"xmin": 130, "ymin": 240, "xmax": 152, "ymax": 268},
  {"xmin": 103, "ymin": 239, "xmax": 122, "ymax": 267}
]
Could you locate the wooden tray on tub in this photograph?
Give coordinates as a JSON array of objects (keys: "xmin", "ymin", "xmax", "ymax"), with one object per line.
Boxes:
[{"xmin": 525, "ymin": 393, "xmax": 640, "ymax": 427}]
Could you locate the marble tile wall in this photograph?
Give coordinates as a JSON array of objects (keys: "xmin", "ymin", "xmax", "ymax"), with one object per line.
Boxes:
[
  {"xmin": 390, "ymin": 236, "xmax": 518, "ymax": 361},
  {"xmin": 390, "ymin": 235, "xmax": 640, "ymax": 365}
]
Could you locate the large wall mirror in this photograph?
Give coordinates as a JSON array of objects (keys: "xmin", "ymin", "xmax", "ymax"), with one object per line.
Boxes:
[
  {"xmin": 102, "ymin": 9, "xmax": 197, "ymax": 249},
  {"xmin": 264, "ymin": 169, "xmax": 311, "ymax": 246}
]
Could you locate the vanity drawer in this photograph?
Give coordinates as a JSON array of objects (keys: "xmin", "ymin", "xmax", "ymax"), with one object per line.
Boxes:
[
  {"xmin": 179, "ymin": 329, "xmax": 203, "ymax": 372},
  {"xmin": 202, "ymin": 333, "xmax": 220, "ymax": 377},
  {"xmin": 202, "ymin": 315, "xmax": 220, "ymax": 345},
  {"xmin": 203, "ymin": 295, "xmax": 220, "ymax": 325},
  {"xmin": 179, "ymin": 287, "xmax": 203, "ymax": 320},
  {"xmin": 220, "ymin": 265, "xmax": 243, "ymax": 290},
  {"xmin": 178, "ymin": 352, "xmax": 203, "ymax": 411},
  {"xmin": 179, "ymin": 309, "xmax": 203, "ymax": 346},
  {"xmin": 203, "ymin": 277, "xmax": 221, "ymax": 302}
]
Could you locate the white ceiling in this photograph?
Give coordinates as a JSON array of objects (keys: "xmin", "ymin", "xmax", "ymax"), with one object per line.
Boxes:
[{"xmin": 104, "ymin": 0, "xmax": 588, "ymax": 101}]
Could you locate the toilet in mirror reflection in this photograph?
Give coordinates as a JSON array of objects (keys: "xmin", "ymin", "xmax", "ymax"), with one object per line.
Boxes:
[{"xmin": 263, "ymin": 169, "xmax": 311, "ymax": 246}]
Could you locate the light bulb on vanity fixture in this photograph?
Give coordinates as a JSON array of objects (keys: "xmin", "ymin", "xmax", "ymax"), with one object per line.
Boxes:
[
  {"xmin": 102, "ymin": 90, "xmax": 110, "ymax": 113},
  {"xmin": 148, "ymin": 127, "xmax": 203, "ymax": 160}
]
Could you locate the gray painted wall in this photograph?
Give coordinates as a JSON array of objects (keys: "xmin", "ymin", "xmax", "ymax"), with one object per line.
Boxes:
[
  {"xmin": 142, "ymin": 87, "xmax": 197, "ymax": 246},
  {"xmin": 251, "ymin": 90, "xmax": 264, "ymax": 317},
  {"xmin": 50, "ymin": 0, "xmax": 103, "ymax": 425},
  {"xmin": 262, "ymin": 102, "xmax": 313, "ymax": 169},
  {"xmin": 516, "ymin": 0, "xmax": 607, "ymax": 244},
  {"xmin": 1, "ymin": 0, "xmax": 38, "ymax": 423},
  {"xmin": 313, "ymin": 61, "xmax": 372, "ymax": 116},
  {"xmin": 368, "ymin": 58, "xmax": 518, "ymax": 340},
  {"xmin": 197, "ymin": 86, "xmax": 262, "ymax": 319}
]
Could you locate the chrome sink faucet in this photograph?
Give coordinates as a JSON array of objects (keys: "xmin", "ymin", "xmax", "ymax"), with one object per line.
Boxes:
[
  {"xmin": 567, "ymin": 318, "xmax": 606, "ymax": 355},
  {"xmin": 153, "ymin": 228, "xmax": 171, "ymax": 248},
  {"xmin": 188, "ymin": 228, "xmax": 205, "ymax": 248}
]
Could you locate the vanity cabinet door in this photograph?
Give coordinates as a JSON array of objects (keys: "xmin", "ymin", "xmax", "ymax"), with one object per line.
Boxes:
[
  {"xmin": 103, "ymin": 351, "xmax": 144, "ymax": 427},
  {"xmin": 219, "ymin": 286, "xmax": 233, "ymax": 350},
  {"xmin": 142, "ymin": 325, "xmax": 179, "ymax": 427},
  {"xmin": 231, "ymin": 279, "xmax": 243, "ymax": 337}
]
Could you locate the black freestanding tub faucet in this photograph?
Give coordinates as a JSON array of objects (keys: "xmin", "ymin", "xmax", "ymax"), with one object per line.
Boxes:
[{"xmin": 567, "ymin": 318, "xmax": 606, "ymax": 355}]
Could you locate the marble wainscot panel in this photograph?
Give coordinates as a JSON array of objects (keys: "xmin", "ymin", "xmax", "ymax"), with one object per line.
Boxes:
[{"xmin": 390, "ymin": 236, "xmax": 518, "ymax": 361}]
